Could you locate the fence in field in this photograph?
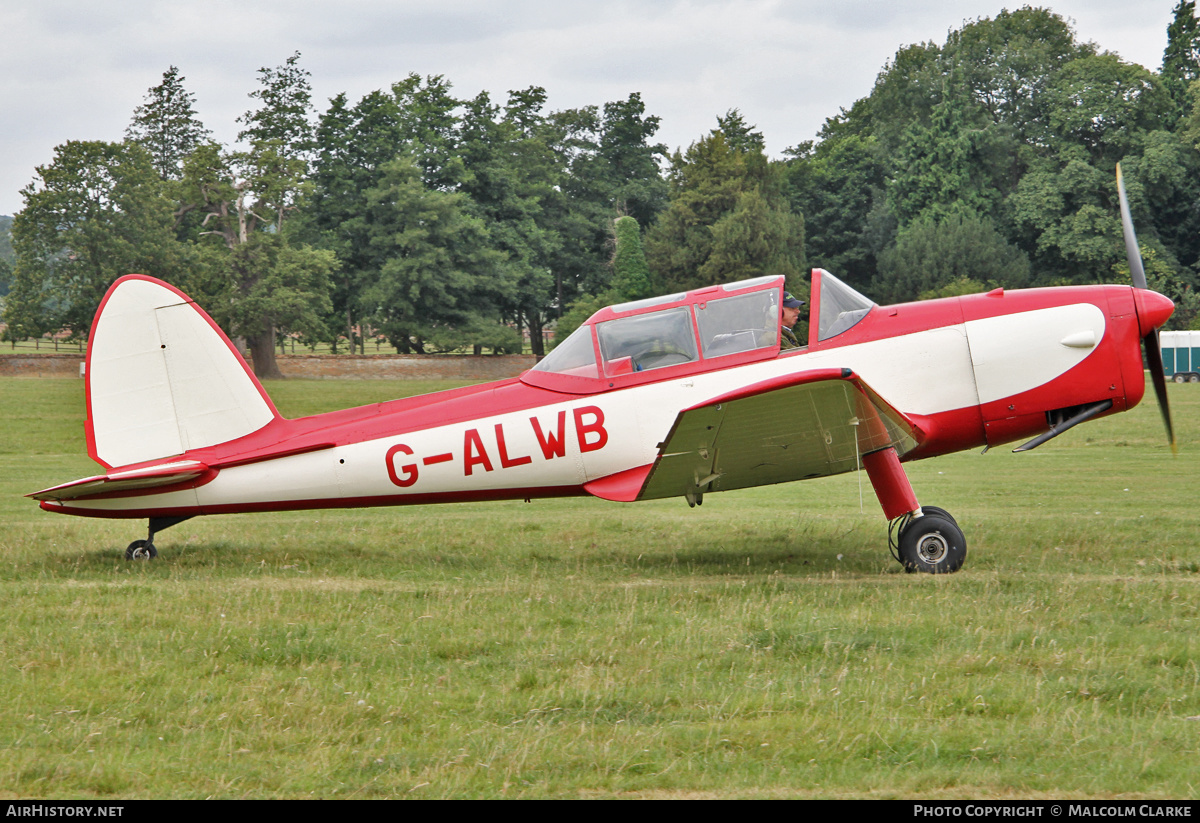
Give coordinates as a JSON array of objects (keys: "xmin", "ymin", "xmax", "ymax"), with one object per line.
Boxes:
[{"xmin": 0, "ymin": 351, "xmax": 537, "ymax": 380}]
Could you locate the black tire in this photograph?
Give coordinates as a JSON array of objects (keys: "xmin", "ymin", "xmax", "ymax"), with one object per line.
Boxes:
[
  {"xmin": 1190, "ymin": 374, "xmax": 1200, "ymax": 383},
  {"xmin": 125, "ymin": 540, "xmax": 158, "ymax": 560},
  {"xmin": 919, "ymin": 505, "xmax": 957, "ymax": 526},
  {"xmin": 1174, "ymin": 374, "xmax": 1187, "ymax": 384},
  {"xmin": 898, "ymin": 514, "xmax": 966, "ymax": 574}
]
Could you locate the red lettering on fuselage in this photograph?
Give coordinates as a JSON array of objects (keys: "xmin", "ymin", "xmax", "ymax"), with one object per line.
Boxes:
[
  {"xmin": 531, "ymin": 411, "xmax": 567, "ymax": 459},
  {"xmin": 574, "ymin": 406, "xmax": 608, "ymax": 453},
  {"xmin": 385, "ymin": 444, "xmax": 418, "ymax": 487},
  {"xmin": 389, "ymin": 406, "xmax": 611, "ymax": 485},
  {"xmin": 463, "ymin": 428, "xmax": 494, "ymax": 475},
  {"xmin": 495, "ymin": 423, "xmax": 533, "ymax": 468}
]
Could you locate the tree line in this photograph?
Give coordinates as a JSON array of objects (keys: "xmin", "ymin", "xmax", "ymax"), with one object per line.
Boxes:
[
  {"xmin": 788, "ymin": 2, "xmax": 1200, "ymax": 327},
  {"xmin": 5, "ymin": 4, "xmax": 1200, "ymax": 378}
]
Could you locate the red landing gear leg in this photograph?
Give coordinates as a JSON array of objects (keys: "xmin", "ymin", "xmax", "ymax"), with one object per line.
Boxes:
[
  {"xmin": 861, "ymin": 447, "xmax": 967, "ymax": 575},
  {"xmin": 861, "ymin": 447, "xmax": 920, "ymax": 521}
]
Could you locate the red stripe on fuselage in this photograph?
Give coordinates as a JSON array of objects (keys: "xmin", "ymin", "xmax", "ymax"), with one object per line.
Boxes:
[{"xmin": 39, "ymin": 483, "xmax": 590, "ymax": 520}]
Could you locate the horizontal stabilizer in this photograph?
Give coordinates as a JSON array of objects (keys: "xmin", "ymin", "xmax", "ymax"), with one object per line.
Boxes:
[{"xmin": 28, "ymin": 460, "xmax": 211, "ymax": 501}]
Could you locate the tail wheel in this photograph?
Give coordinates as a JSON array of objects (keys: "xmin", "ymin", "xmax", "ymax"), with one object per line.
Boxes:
[
  {"xmin": 896, "ymin": 513, "xmax": 966, "ymax": 574},
  {"xmin": 125, "ymin": 540, "xmax": 158, "ymax": 560}
]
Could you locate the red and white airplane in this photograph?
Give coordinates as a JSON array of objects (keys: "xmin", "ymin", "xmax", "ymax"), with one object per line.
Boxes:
[{"xmin": 29, "ymin": 170, "xmax": 1176, "ymax": 573}]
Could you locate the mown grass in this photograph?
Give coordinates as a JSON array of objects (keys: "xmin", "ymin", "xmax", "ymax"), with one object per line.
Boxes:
[{"xmin": 0, "ymin": 376, "xmax": 1197, "ymax": 798}]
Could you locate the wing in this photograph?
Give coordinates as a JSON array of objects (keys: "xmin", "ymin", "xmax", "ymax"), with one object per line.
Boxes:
[{"xmin": 586, "ymin": 368, "xmax": 924, "ymax": 503}]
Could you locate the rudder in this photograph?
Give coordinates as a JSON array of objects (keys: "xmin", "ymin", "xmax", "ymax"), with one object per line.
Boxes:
[{"xmin": 86, "ymin": 275, "xmax": 279, "ymax": 468}]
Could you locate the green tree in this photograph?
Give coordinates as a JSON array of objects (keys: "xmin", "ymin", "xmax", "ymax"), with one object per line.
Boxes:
[
  {"xmin": 943, "ymin": 7, "xmax": 1090, "ymax": 143},
  {"xmin": 841, "ymin": 41, "xmax": 944, "ymax": 154},
  {"xmin": 237, "ymin": 52, "xmax": 315, "ymax": 169},
  {"xmin": 1044, "ymin": 54, "xmax": 1169, "ymax": 164},
  {"xmin": 0, "ymin": 256, "xmax": 11, "ymax": 300},
  {"xmin": 646, "ymin": 122, "xmax": 804, "ymax": 293},
  {"xmin": 873, "ymin": 207, "xmax": 1030, "ymax": 303},
  {"xmin": 1008, "ymin": 148, "xmax": 1122, "ymax": 284},
  {"xmin": 456, "ymin": 89, "xmax": 561, "ymax": 355},
  {"xmin": 595, "ymin": 93, "xmax": 669, "ymax": 228},
  {"xmin": 888, "ymin": 93, "xmax": 1009, "ymax": 226},
  {"xmin": 1162, "ymin": 1, "xmax": 1200, "ymax": 123},
  {"xmin": 359, "ymin": 155, "xmax": 509, "ymax": 353},
  {"xmin": 785, "ymin": 134, "xmax": 887, "ymax": 290},
  {"xmin": 786, "ymin": 6, "xmax": 1200, "ymax": 303},
  {"xmin": 5, "ymin": 141, "xmax": 184, "ymax": 338},
  {"xmin": 550, "ymin": 291, "xmax": 612, "ymax": 348},
  {"xmin": 125, "ymin": 66, "xmax": 212, "ymax": 180},
  {"xmin": 305, "ymin": 75, "xmax": 479, "ymax": 354},
  {"xmin": 176, "ymin": 54, "xmax": 331, "ymax": 378},
  {"xmin": 389, "ymin": 73, "xmax": 465, "ymax": 190},
  {"xmin": 235, "ymin": 52, "xmax": 316, "ymax": 232},
  {"xmin": 547, "ymin": 94, "xmax": 669, "ymax": 306},
  {"xmin": 611, "ymin": 215, "xmax": 652, "ymax": 300},
  {"xmin": 306, "ymin": 89, "xmax": 410, "ymax": 353},
  {"xmin": 1123, "ymin": 130, "xmax": 1200, "ymax": 274},
  {"xmin": 0, "ymin": 215, "xmax": 13, "ymax": 264},
  {"xmin": 178, "ymin": 143, "xmax": 335, "ymax": 378}
]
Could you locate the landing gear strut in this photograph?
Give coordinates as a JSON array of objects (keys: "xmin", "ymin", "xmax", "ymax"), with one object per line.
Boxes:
[
  {"xmin": 862, "ymin": 446, "xmax": 967, "ymax": 574},
  {"xmin": 124, "ymin": 516, "xmax": 193, "ymax": 561}
]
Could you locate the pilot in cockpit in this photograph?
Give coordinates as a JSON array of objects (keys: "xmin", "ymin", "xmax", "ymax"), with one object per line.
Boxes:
[{"xmin": 780, "ymin": 292, "xmax": 806, "ymax": 349}]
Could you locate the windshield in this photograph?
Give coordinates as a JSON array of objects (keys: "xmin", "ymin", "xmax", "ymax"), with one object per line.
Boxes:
[
  {"xmin": 532, "ymin": 324, "xmax": 599, "ymax": 378},
  {"xmin": 818, "ymin": 271, "xmax": 875, "ymax": 341},
  {"xmin": 596, "ymin": 307, "xmax": 699, "ymax": 374}
]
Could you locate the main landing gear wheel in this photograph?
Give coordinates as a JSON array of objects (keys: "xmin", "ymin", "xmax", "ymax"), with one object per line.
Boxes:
[
  {"xmin": 125, "ymin": 540, "xmax": 158, "ymax": 560},
  {"xmin": 917, "ymin": 506, "xmax": 957, "ymax": 526},
  {"xmin": 895, "ymin": 513, "xmax": 966, "ymax": 574}
]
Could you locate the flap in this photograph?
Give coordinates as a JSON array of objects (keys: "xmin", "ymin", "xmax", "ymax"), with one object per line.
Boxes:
[{"xmin": 634, "ymin": 368, "xmax": 922, "ymax": 502}]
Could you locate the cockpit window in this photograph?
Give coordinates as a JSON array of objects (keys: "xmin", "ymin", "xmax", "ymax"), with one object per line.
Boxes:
[
  {"xmin": 532, "ymin": 324, "xmax": 599, "ymax": 378},
  {"xmin": 526, "ymin": 276, "xmax": 785, "ymax": 392},
  {"xmin": 818, "ymin": 272, "xmax": 875, "ymax": 341},
  {"xmin": 696, "ymin": 289, "xmax": 779, "ymax": 357},
  {"xmin": 596, "ymin": 307, "xmax": 699, "ymax": 375}
]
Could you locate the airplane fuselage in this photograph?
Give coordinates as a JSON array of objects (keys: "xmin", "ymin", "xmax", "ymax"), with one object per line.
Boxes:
[{"xmin": 36, "ymin": 278, "xmax": 1162, "ymax": 522}]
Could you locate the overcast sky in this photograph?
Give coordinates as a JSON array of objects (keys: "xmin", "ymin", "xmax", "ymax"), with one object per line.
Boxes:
[{"xmin": 0, "ymin": 0, "xmax": 1181, "ymax": 216}]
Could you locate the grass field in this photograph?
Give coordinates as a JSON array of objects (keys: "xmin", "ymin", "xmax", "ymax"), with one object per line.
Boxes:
[{"xmin": 0, "ymin": 377, "xmax": 1197, "ymax": 799}]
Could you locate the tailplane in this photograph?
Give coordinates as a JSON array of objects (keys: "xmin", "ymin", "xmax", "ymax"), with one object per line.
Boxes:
[{"xmin": 85, "ymin": 275, "xmax": 279, "ymax": 468}]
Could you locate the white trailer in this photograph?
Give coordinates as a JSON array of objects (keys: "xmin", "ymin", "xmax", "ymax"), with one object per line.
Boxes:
[{"xmin": 1161, "ymin": 329, "xmax": 1200, "ymax": 382}]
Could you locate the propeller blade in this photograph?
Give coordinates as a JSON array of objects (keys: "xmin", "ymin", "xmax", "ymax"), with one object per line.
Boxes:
[
  {"xmin": 1143, "ymin": 328, "xmax": 1176, "ymax": 451},
  {"xmin": 1116, "ymin": 164, "xmax": 1176, "ymax": 451},
  {"xmin": 1116, "ymin": 163, "xmax": 1148, "ymax": 290}
]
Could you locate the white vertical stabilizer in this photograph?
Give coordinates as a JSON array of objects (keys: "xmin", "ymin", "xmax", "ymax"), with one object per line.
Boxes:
[{"xmin": 87, "ymin": 276, "xmax": 277, "ymax": 468}]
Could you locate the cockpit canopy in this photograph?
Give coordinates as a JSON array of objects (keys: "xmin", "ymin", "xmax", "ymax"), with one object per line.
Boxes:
[{"xmin": 523, "ymin": 270, "xmax": 875, "ymax": 394}]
